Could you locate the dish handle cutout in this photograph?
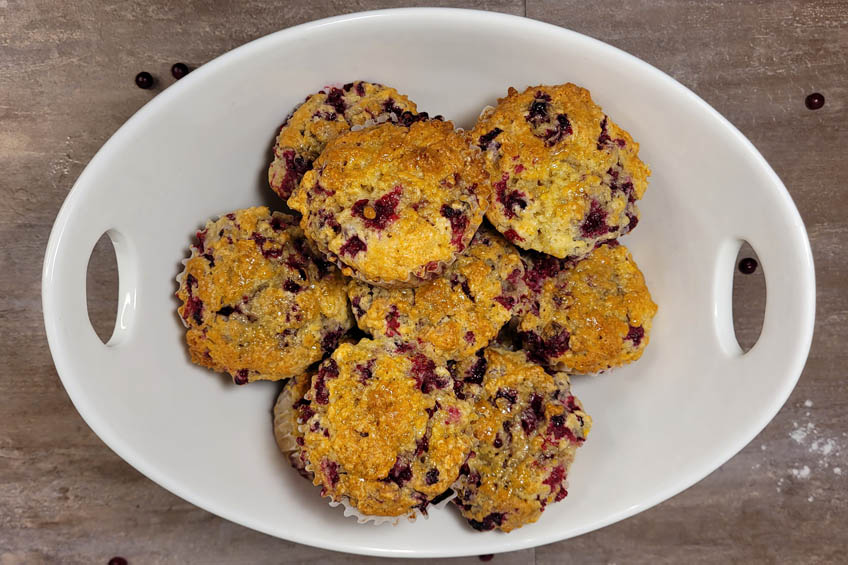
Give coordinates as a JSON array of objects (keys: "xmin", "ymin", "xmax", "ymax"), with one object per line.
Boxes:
[
  {"xmin": 85, "ymin": 230, "xmax": 137, "ymax": 347},
  {"xmin": 714, "ymin": 238, "xmax": 766, "ymax": 356}
]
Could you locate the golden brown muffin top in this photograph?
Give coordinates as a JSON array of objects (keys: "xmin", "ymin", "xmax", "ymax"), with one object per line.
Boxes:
[
  {"xmin": 517, "ymin": 242, "xmax": 657, "ymax": 374},
  {"xmin": 452, "ymin": 346, "xmax": 591, "ymax": 532},
  {"xmin": 300, "ymin": 338, "xmax": 475, "ymax": 518},
  {"xmin": 177, "ymin": 207, "xmax": 352, "ymax": 384},
  {"xmin": 269, "ymin": 81, "xmax": 420, "ymax": 200},
  {"xmin": 289, "ymin": 120, "xmax": 491, "ymax": 287},
  {"xmin": 347, "ymin": 225, "xmax": 526, "ymax": 358},
  {"xmin": 472, "ymin": 83, "xmax": 650, "ymax": 259}
]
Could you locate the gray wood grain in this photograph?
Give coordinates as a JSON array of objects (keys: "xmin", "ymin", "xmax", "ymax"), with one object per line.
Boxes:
[{"xmin": 2, "ymin": 0, "xmax": 846, "ymax": 563}]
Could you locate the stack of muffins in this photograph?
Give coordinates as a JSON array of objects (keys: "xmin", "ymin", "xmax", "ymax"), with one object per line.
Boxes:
[{"xmin": 177, "ymin": 81, "xmax": 657, "ymax": 532}]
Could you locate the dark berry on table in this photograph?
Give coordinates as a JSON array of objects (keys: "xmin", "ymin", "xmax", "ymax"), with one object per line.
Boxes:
[
  {"xmin": 171, "ymin": 62, "xmax": 190, "ymax": 80},
  {"xmin": 479, "ymin": 555, "xmax": 494, "ymax": 562},
  {"xmin": 738, "ymin": 257, "xmax": 758, "ymax": 274},
  {"xmin": 108, "ymin": 558, "xmax": 128, "ymax": 565},
  {"xmin": 805, "ymin": 92, "xmax": 825, "ymax": 110},
  {"xmin": 134, "ymin": 71, "xmax": 153, "ymax": 89}
]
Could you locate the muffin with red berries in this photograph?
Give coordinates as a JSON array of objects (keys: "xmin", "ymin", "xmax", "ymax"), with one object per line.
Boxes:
[
  {"xmin": 517, "ymin": 242, "xmax": 657, "ymax": 374},
  {"xmin": 269, "ymin": 81, "xmax": 423, "ymax": 201},
  {"xmin": 472, "ymin": 83, "xmax": 650, "ymax": 259},
  {"xmin": 347, "ymin": 225, "xmax": 526, "ymax": 358},
  {"xmin": 299, "ymin": 338, "xmax": 475, "ymax": 520},
  {"xmin": 451, "ymin": 346, "xmax": 591, "ymax": 532},
  {"xmin": 176, "ymin": 207, "xmax": 352, "ymax": 384},
  {"xmin": 289, "ymin": 120, "xmax": 491, "ymax": 287}
]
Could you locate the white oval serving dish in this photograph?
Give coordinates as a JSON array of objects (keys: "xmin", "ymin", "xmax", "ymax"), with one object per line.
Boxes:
[{"xmin": 42, "ymin": 8, "xmax": 815, "ymax": 558}]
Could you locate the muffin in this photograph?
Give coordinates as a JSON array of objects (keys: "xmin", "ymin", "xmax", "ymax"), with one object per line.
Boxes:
[
  {"xmin": 268, "ymin": 81, "xmax": 423, "ymax": 201},
  {"xmin": 472, "ymin": 83, "xmax": 650, "ymax": 259},
  {"xmin": 517, "ymin": 242, "xmax": 657, "ymax": 374},
  {"xmin": 347, "ymin": 225, "xmax": 527, "ymax": 358},
  {"xmin": 451, "ymin": 346, "xmax": 591, "ymax": 533},
  {"xmin": 273, "ymin": 372, "xmax": 313, "ymax": 479},
  {"xmin": 299, "ymin": 338, "xmax": 475, "ymax": 519},
  {"xmin": 288, "ymin": 120, "xmax": 491, "ymax": 287},
  {"xmin": 176, "ymin": 207, "xmax": 353, "ymax": 384}
]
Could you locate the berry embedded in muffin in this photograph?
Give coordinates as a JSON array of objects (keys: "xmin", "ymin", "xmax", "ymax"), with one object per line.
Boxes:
[
  {"xmin": 176, "ymin": 207, "xmax": 353, "ymax": 384},
  {"xmin": 347, "ymin": 225, "xmax": 527, "ymax": 358},
  {"xmin": 451, "ymin": 346, "xmax": 591, "ymax": 533},
  {"xmin": 268, "ymin": 81, "xmax": 424, "ymax": 201},
  {"xmin": 288, "ymin": 120, "xmax": 491, "ymax": 287},
  {"xmin": 299, "ymin": 338, "xmax": 475, "ymax": 519},
  {"xmin": 516, "ymin": 242, "xmax": 657, "ymax": 374},
  {"xmin": 472, "ymin": 83, "xmax": 650, "ymax": 259}
]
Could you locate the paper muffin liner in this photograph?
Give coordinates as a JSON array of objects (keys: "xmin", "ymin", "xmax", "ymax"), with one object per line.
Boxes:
[{"xmin": 328, "ymin": 488, "xmax": 457, "ymax": 526}]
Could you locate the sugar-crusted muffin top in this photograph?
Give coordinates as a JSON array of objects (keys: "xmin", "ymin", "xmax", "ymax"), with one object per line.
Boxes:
[
  {"xmin": 517, "ymin": 242, "xmax": 657, "ymax": 374},
  {"xmin": 288, "ymin": 120, "xmax": 491, "ymax": 287},
  {"xmin": 299, "ymin": 338, "xmax": 475, "ymax": 518},
  {"xmin": 269, "ymin": 81, "xmax": 421, "ymax": 200},
  {"xmin": 347, "ymin": 225, "xmax": 527, "ymax": 358},
  {"xmin": 472, "ymin": 83, "xmax": 650, "ymax": 259},
  {"xmin": 176, "ymin": 207, "xmax": 352, "ymax": 384},
  {"xmin": 451, "ymin": 346, "xmax": 591, "ymax": 532}
]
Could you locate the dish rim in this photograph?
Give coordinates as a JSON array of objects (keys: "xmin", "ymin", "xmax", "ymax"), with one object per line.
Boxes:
[{"xmin": 41, "ymin": 7, "xmax": 816, "ymax": 557}]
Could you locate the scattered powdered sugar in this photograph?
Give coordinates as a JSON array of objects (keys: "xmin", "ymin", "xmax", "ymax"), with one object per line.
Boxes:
[
  {"xmin": 789, "ymin": 421, "xmax": 815, "ymax": 445},
  {"xmin": 810, "ymin": 438, "xmax": 836, "ymax": 457},
  {"xmin": 779, "ymin": 401, "xmax": 844, "ymax": 487},
  {"xmin": 790, "ymin": 465, "xmax": 811, "ymax": 480}
]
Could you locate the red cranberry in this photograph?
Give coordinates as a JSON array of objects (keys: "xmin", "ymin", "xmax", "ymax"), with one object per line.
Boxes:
[
  {"xmin": 171, "ymin": 62, "xmax": 190, "ymax": 80},
  {"xmin": 134, "ymin": 71, "xmax": 153, "ymax": 89},
  {"xmin": 234, "ymin": 369, "xmax": 249, "ymax": 385},
  {"xmin": 321, "ymin": 459, "xmax": 340, "ymax": 487},
  {"xmin": 387, "ymin": 458, "xmax": 413, "ymax": 486},
  {"xmin": 339, "ymin": 236, "xmax": 367, "ymax": 257},
  {"xmin": 478, "ymin": 127, "xmax": 503, "ymax": 150},
  {"xmin": 738, "ymin": 257, "xmax": 758, "ymax": 274},
  {"xmin": 385, "ymin": 306, "xmax": 400, "ymax": 337},
  {"xmin": 468, "ymin": 512, "xmax": 505, "ymax": 531},
  {"xmin": 805, "ymin": 92, "xmax": 825, "ymax": 110}
]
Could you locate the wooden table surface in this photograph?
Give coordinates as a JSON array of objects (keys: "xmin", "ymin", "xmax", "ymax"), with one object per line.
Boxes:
[{"xmin": 2, "ymin": 1, "xmax": 846, "ymax": 563}]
